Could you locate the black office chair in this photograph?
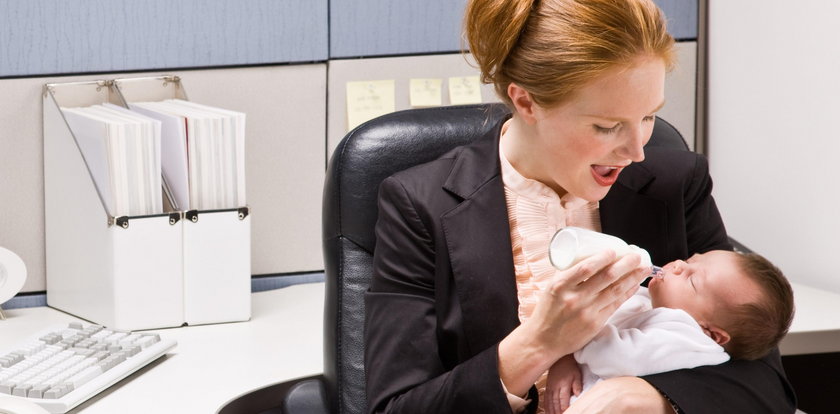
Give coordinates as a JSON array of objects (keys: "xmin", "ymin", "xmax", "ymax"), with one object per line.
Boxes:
[{"xmin": 218, "ymin": 103, "xmax": 692, "ymax": 414}]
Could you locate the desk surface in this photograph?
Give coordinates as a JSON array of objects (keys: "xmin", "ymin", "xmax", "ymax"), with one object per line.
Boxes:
[
  {"xmin": 780, "ymin": 282, "xmax": 840, "ymax": 355},
  {"xmin": 0, "ymin": 280, "xmax": 838, "ymax": 412},
  {"xmin": 0, "ymin": 283, "xmax": 325, "ymax": 414}
]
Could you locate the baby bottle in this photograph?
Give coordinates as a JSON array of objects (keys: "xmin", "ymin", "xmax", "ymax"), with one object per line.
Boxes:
[{"xmin": 548, "ymin": 227, "xmax": 663, "ymax": 278}]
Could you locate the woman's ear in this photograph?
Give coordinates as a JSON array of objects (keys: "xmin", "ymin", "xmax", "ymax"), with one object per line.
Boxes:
[
  {"xmin": 507, "ymin": 83, "xmax": 538, "ymax": 125},
  {"xmin": 699, "ymin": 321, "xmax": 731, "ymax": 346}
]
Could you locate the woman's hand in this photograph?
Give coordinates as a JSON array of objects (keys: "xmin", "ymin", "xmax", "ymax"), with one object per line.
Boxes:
[
  {"xmin": 498, "ymin": 251, "xmax": 650, "ymax": 396},
  {"xmin": 564, "ymin": 377, "xmax": 672, "ymax": 414},
  {"xmin": 530, "ymin": 250, "xmax": 650, "ymax": 357},
  {"xmin": 546, "ymin": 354, "xmax": 582, "ymax": 414}
]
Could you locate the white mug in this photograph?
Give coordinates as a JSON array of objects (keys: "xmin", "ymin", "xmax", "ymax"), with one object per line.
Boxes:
[{"xmin": 0, "ymin": 246, "xmax": 27, "ymax": 306}]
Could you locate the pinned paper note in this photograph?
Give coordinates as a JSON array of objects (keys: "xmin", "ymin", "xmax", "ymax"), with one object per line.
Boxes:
[
  {"xmin": 346, "ymin": 80, "xmax": 396, "ymax": 131},
  {"xmin": 410, "ymin": 78, "xmax": 443, "ymax": 108},
  {"xmin": 448, "ymin": 76, "xmax": 483, "ymax": 105}
]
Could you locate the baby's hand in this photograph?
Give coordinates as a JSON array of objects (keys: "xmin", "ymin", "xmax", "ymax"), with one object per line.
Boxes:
[{"xmin": 546, "ymin": 354, "xmax": 582, "ymax": 414}]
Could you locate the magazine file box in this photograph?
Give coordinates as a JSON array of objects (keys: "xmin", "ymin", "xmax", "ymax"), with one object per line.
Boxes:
[
  {"xmin": 113, "ymin": 76, "xmax": 252, "ymax": 325},
  {"xmin": 42, "ymin": 80, "xmax": 184, "ymax": 330},
  {"xmin": 181, "ymin": 208, "xmax": 251, "ymax": 325}
]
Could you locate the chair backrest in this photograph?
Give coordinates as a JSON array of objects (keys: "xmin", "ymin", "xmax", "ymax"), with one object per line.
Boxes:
[{"xmin": 321, "ymin": 103, "xmax": 689, "ymax": 414}]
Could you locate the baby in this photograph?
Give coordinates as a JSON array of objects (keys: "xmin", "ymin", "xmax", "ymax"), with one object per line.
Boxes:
[{"xmin": 545, "ymin": 250, "xmax": 795, "ymax": 413}]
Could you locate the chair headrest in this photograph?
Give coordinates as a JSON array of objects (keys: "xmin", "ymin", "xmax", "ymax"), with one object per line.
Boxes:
[{"xmin": 323, "ymin": 104, "xmax": 511, "ymax": 252}]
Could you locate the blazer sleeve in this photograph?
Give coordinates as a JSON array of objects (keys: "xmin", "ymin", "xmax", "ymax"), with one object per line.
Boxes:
[
  {"xmin": 364, "ymin": 176, "xmax": 522, "ymax": 414},
  {"xmin": 640, "ymin": 154, "xmax": 797, "ymax": 413}
]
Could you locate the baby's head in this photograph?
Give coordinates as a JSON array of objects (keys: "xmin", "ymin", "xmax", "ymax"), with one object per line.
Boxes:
[{"xmin": 648, "ymin": 250, "xmax": 794, "ymax": 360}]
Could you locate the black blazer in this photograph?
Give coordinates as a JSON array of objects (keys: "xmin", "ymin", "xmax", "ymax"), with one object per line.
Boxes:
[{"xmin": 365, "ymin": 119, "xmax": 796, "ymax": 413}]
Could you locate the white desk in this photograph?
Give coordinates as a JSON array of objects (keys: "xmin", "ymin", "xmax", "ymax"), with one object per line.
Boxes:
[
  {"xmin": 0, "ymin": 283, "xmax": 325, "ymax": 413},
  {"xmin": 780, "ymin": 282, "xmax": 840, "ymax": 356},
  {"xmin": 1, "ymin": 280, "xmax": 838, "ymax": 412}
]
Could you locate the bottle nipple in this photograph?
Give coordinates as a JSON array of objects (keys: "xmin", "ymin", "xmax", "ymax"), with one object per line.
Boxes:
[{"xmin": 650, "ymin": 266, "xmax": 665, "ymax": 279}]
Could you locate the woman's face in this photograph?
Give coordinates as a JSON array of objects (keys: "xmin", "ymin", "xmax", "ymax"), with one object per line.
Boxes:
[{"xmin": 517, "ymin": 56, "xmax": 666, "ymax": 201}]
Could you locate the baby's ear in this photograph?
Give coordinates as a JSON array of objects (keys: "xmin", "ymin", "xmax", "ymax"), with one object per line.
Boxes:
[{"xmin": 699, "ymin": 321, "xmax": 731, "ymax": 346}]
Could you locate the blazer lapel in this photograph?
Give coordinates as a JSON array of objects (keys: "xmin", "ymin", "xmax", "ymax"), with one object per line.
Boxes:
[
  {"xmin": 440, "ymin": 123, "xmax": 520, "ymax": 355},
  {"xmin": 601, "ymin": 162, "xmax": 670, "ymax": 265}
]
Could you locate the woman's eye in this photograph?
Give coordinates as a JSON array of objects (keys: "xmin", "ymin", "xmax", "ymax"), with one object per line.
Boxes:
[
  {"xmin": 643, "ymin": 115, "xmax": 656, "ymax": 122},
  {"xmin": 594, "ymin": 124, "xmax": 620, "ymax": 134}
]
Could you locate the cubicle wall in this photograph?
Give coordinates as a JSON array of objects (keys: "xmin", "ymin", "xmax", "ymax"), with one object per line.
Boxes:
[
  {"xmin": 0, "ymin": 0, "xmax": 700, "ymax": 294},
  {"xmin": 707, "ymin": 2, "xmax": 840, "ymax": 293}
]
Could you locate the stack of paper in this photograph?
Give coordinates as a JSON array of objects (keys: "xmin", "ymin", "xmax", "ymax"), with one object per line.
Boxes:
[
  {"xmin": 62, "ymin": 104, "xmax": 163, "ymax": 217},
  {"xmin": 129, "ymin": 99, "xmax": 246, "ymax": 211}
]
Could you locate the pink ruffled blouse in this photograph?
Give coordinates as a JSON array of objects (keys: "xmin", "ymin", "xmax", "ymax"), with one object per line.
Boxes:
[{"xmin": 499, "ymin": 126, "xmax": 601, "ymax": 413}]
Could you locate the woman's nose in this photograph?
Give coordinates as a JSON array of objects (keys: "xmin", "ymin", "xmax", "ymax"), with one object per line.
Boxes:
[{"xmin": 616, "ymin": 124, "xmax": 648, "ymax": 162}]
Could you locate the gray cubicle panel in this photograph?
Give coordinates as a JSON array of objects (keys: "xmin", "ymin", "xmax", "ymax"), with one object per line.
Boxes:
[
  {"xmin": 0, "ymin": 0, "xmax": 328, "ymax": 77},
  {"xmin": 661, "ymin": 41, "xmax": 697, "ymax": 151},
  {"xmin": 175, "ymin": 66, "xmax": 327, "ymax": 277},
  {"xmin": 0, "ymin": 64, "xmax": 326, "ymax": 292},
  {"xmin": 328, "ymin": 43, "xmax": 697, "ymax": 160},
  {"xmin": 328, "ymin": 0, "xmax": 697, "ymax": 59}
]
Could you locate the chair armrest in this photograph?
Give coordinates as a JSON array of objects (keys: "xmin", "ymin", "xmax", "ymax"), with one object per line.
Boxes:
[
  {"xmin": 282, "ymin": 377, "xmax": 329, "ymax": 414},
  {"xmin": 216, "ymin": 374, "xmax": 328, "ymax": 414},
  {"xmin": 728, "ymin": 237, "xmax": 754, "ymax": 254}
]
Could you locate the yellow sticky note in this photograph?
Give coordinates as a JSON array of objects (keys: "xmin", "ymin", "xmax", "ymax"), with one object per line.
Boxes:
[
  {"xmin": 346, "ymin": 80, "xmax": 396, "ymax": 131},
  {"xmin": 409, "ymin": 78, "xmax": 443, "ymax": 108},
  {"xmin": 448, "ymin": 76, "xmax": 483, "ymax": 105}
]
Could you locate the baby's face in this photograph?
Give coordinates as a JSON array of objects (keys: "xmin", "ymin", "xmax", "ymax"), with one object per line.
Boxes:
[{"xmin": 648, "ymin": 250, "xmax": 760, "ymax": 323}]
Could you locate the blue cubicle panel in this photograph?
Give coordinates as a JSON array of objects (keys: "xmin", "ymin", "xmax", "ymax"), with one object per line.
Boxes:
[
  {"xmin": 655, "ymin": 0, "xmax": 699, "ymax": 40},
  {"xmin": 329, "ymin": 0, "xmax": 698, "ymax": 59},
  {"xmin": 0, "ymin": 0, "xmax": 329, "ymax": 77},
  {"xmin": 329, "ymin": 0, "xmax": 469, "ymax": 58}
]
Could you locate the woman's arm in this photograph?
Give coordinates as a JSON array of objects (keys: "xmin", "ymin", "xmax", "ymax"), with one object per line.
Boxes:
[
  {"xmin": 644, "ymin": 350, "xmax": 795, "ymax": 413},
  {"xmin": 366, "ymin": 176, "xmax": 523, "ymax": 413}
]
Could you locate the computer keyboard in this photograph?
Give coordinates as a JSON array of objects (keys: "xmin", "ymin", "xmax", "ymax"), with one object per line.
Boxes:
[{"xmin": 0, "ymin": 322, "xmax": 176, "ymax": 413}]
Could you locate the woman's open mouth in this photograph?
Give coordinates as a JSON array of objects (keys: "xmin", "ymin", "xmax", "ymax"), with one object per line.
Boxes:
[{"xmin": 591, "ymin": 165, "xmax": 623, "ymax": 186}]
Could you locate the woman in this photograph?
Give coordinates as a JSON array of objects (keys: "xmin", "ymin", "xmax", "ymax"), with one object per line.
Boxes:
[{"xmin": 364, "ymin": 0, "xmax": 796, "ymax": 412}]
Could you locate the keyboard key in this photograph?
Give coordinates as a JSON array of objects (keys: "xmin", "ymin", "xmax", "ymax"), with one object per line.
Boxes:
[
  {"xmin": 67, "ymin": 366, "xmax": 102, "ymax": 388},
  {"xmin": 0, "ymin": 352, "xmax": 24, "ymax": 368},
  {"xmin": 136, "ymin": 334, "xmax": 160, "ymax": 349},
  {"xmin": 27, "ymin": 384, "xmax": 51, "ymax": 398},
  {"xmin": 12, "ymin": 384, "xmax": 32, "ymax": 397},
  {"xmin": 39, "ymin": 334, "xmax": 60, "ymax": 345},
  {"xmin": 124, "ymin": 346, "xmax": 141, "ymax": 357}
]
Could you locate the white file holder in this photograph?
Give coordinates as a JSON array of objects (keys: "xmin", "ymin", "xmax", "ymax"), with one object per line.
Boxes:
[
  {"xmin": 43, "ymin": 80, "xmax": 185, "ymax": 330},
  {"xmin": 181, "ymin": 208, "xmax": 251, "ymax": 324},
  {"xmin": 113, "ymin": 76, "xmax": 252, "ymax": 325}
]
